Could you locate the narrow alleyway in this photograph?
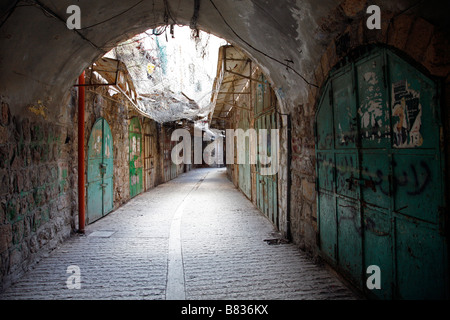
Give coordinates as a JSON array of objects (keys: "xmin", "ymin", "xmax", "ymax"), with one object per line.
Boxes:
[{"xmin": 0, "ymin": 168, "xmax": 357, "ymax": 300}]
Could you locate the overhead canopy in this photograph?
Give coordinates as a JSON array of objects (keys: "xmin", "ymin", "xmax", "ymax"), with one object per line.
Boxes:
[
  {"xmin": 82, "ymin": 57, "xmax": 146, "ymax": 115},
  {"xmin": 85, "ymin": 56, "xmax": 203, "ymax": 123},
  {"xmin": 1, "ymin": 0, "xmax": 447, "ymax": 120},
  {"xmin": 209, "ymin": 45, "xmax": 257, "ymax": 130}
]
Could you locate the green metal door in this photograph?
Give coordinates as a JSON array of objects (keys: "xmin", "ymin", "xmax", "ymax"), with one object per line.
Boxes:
[
  {"xmin": 87, "ymin": 118, "xmax": 114, "ymax": 224},
  {"xmin": 316, "ymin": 47, "xmax": 448, "ymax": 299},
  {"xmin": 238, "ymin": 106, "xmax": 252, "ymax": 200},
  {"xmin": 129, "ymin": 117, "xmax": 143, "ymax": 198},
  {"xmin": 255, "ymin": 74, "xmax": 278, "ymax": 227},
  {"xmin": 171, "ymin": 139, "xmax": 177, "ymax": 180},
  {"xmin": 163, "ymin": 129, "xmax": 171, "ymax": 182}
]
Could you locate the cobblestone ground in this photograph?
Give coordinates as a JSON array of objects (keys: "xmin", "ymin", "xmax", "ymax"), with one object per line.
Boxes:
[{"xmin": 0, "ymin": 168, "xmax": 358, "ymax": 300}]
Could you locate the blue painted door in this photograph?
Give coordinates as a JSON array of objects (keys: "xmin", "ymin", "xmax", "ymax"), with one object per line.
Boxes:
[
  {"xmin": 87, "ymin": 118, "xmax": 114, "ymax": 224},
  {"xmin": 255, "ymin": 74, "xmax": 278, "ymax": 228}
]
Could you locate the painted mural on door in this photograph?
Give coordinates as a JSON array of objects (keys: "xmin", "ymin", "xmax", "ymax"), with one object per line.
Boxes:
[
  {"xmin": 315, "ymin": 47, "xmax": 448, "ymax": 299},
  {"xmin": 129, "ymin": 117, "xmax": 143, "ymax": 198},
  {"xmin": 87, "ymin": 118, "xmax": 114, "ymax": 224}
]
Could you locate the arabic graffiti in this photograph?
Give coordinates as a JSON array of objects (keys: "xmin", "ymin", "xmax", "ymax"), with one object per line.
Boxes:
[{"xmin": 317, "ymin": 157, "xmax": 432, "ymax": 197}]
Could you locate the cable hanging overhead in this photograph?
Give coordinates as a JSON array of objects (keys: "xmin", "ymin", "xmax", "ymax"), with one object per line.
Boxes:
[{"xmin": 208, "ymin": 0, "xmax": 318, "ymax": 88}]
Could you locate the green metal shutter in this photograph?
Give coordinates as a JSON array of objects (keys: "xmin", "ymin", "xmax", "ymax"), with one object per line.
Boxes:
[
  {"xmin": 87, "ymin": 118, "xmax": 114, "ymax": 224},
  {"xmin": 129, "ymin": 117, "xmax": 143, "ymax": 198},
  {"xmin": 255, "ymin": 74, "xmax": 279, "ymax": 228},
  {"xmin": 316, "ymin": 47, "xmax": 448, "ymax": 299}
]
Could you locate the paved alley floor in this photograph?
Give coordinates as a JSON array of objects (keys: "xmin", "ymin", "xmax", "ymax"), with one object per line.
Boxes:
[{"xmin": 0, "ymin": 168, "xmax": 358, "ymax": 300}]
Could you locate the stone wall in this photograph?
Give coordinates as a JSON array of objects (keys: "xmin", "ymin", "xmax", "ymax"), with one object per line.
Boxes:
[
  {"xmin": 0, "ymin": 93, "xmax": 77, "ymax": 291},
  {"xmin": 83, "ymin": 85, "xmax": 135, "ymax": 211},
  {"xmin": 0, "ymin": 72, "xmax": 192, "ymax": 291},
  {"xmin": 81, "ymin": 77, "xmax": 175, "ymax": 222}
]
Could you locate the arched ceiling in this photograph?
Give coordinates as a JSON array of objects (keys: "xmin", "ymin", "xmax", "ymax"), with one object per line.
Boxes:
[{"xmin": 0, "ymin": 0, "xmax": 448, "ymax": 119}]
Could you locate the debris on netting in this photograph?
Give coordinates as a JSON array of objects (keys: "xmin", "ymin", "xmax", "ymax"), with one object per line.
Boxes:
[{"xmin": 107, "ymin": 26, "xmax": 227, "ymax": 124}]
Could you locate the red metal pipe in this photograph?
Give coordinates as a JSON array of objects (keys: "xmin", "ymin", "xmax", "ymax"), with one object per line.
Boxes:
[{"xmin": 78, "ymin": 71, "xmax": 86, "ymax": 233}]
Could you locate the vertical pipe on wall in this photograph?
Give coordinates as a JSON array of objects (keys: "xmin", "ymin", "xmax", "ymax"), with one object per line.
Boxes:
[{"xmin": 78, "ymin": 71, "xmax": 86, "ymax": 233}]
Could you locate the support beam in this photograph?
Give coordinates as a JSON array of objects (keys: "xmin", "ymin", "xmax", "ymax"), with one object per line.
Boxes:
[
  {"xmin": 218, "ymin": 92, "xmax": 251, "ymax": 95},
  {"xmin": 225, "ymin": 69, "xmax": 265, "ymax": 84},
  {"xmin": 223, "ymin": 102, "xmax": 252, "ymax": 111}
]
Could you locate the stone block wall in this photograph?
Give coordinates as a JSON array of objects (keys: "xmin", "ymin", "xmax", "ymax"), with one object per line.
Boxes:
[
  {"xmin": 0, "ymin": 73, "xmax": 189, "ymax": 291},
  {"xmin": 0, "ymin": 94, "xmax": 76, "ymax": 290},
  {"xmin": 81, "ymin": 80, "xmax": 173, "ymax": 220}
]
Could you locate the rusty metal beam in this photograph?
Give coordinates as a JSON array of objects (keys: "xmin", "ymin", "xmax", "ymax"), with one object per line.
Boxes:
[
  {"xmin": 225, "ymin": 69, "xmax": 265, "ymax": 84},
  {"xmin": 218, "ymin": 91, "xmax": 251, "ymax": 95},
  {"xmin": 223, "ymin": 102, "xmax": 251, "ymax": 111},
  {"xmin": 224, "ymin": 58, "xmax": 250, "ymax": 62},
  {"xmin": 74, "ymin": 60, "xmax": 121, "ymax": 87}
]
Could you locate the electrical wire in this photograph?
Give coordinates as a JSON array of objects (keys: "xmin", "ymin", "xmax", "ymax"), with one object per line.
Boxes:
[
  {"xmin": 10, "ymin": 0, "xmax": 316, "ymax": 89},
  {"xmin": 31, "ymin": 0, "xmax": 104, "ymax": 53},
  {"xmin": 208, "ymin": 0, "xmax": 318, "ymax": 88},
  {"xmin": 80, "ymin": 0, "xmax": 145, "ymax": 30},
  {"xmin": 385, "ymin": 0, "xmax": 426, "ymax": 43},
  {"xmin": 0, "ymin": 0, "xmax": 22, "ymax": 29},
  {"xmin": 163, "ymin": 0, "xmax": 178, "ymax": 25}
]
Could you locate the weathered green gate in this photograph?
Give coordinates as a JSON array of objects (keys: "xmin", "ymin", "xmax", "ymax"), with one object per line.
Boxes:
[
  {"xmin": 255, "ymin": 74, "xmax": 278, "ymax": 228},
  {"xmin": 87, "ymin": 118, "xmax": 114, "ymax": 224},
  {"xmin": 143, "ymin": 126, "xmax": 155, "ymax": 191},
  {"xmin": 163, "ymin": 128, "xmax": 174, "ymax": 182},
  {"xmin": 129, "ymin": 117, "xmax": 143, "ymax": 198},
  {"xmin": 316, "ymin": 47, "xmax": 448, "ymax": 299},
  {"xmin": 238, "ymin": 105, "xmax": 252, "ymax": 200}
]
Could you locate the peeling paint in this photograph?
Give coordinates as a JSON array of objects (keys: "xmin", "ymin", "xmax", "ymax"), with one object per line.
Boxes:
[
  {"xmin": 28, "ymin": 101, "xmax": 48, "ymax": 119},
  {"xmin": 392, "ymin": 80, "xmax": 423, "ymax": 148},
  {"xmin": 358, "ymin": 71, "xmax": 389, "ymax": 142}
]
